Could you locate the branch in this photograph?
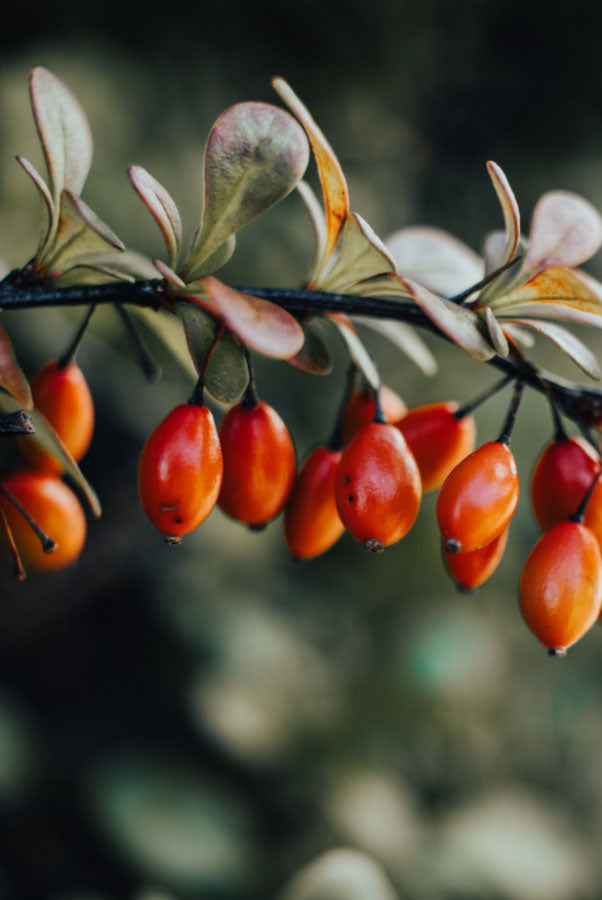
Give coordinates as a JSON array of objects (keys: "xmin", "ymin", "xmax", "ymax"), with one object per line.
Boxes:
[{"xmin": 1, "ymin": 272, "xmax": 602, "ymax": 428}]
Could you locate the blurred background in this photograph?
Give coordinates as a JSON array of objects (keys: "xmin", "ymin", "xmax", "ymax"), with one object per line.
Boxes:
[{"xmin": 0, "ymin": 1, "xmax": 602, "ymax": 897}]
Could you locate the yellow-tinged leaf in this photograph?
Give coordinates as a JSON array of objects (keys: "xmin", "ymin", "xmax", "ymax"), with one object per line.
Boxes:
[
  {"xmin": 190, "ymin": 277, "xmax": 305, "ymax": 359},
  {"xmin": 404, "ymin": 278, "xmax": 495, "ymax": 361},
  {"xmin": 272, "ymin": 77, "xmax": 349, "ymax": 269},
  {"xmin": 128, "ymin": 166, "xmax": 182, "ymax": 271},
  {"xmin": 386, "ymin": 227, "xmax": 483, "ymax": 297},
  {"xmin": 327, "ymin": 313, "xmax": 380, "ymax": 389},
  {"xmin": 506, "ymin": 317, "xmax": 601, "ymax": 379},
  {"xmin": 0, "ymin": 324, "xmax": 32, "ymax": 409},
  {"xmin": 319, "ymin": 213, "xmax": 396, "ymax": 291},
  {"xmin": 525, "ymin": 191, "xmax": 602, "ymax": 273},
  {"xmin": 486, "ymin": 161, "xmax": 520, "ymax": 269},
  {"xmin": 490, "ymin": 266, "xmax": 602, "ymax": 314}
]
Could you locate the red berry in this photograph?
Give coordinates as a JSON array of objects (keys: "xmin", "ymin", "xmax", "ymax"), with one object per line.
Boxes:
[
  {"xmin": 531, "ymin": 436, "xmax": 600, "ymax": 532},
  {"xmin": 0, "ymin": 471, "xmax": 86, "ymax": 571},
  {"xmin": 519, "ymin": 521, "xmax": 602, "ymax": 654},
  {"xmin": 139, "ymin": 403, "xmax": 222, "ymax": 541},
  {"xmin": 218, "ymin": 400, "xmax": 296, "ymax": 526},
  {"xmin": 444, "ymin": 527, "xmax": 508, "ymax": 591},
  {"xmin": 341, "ymin": 385, "xmax": 406, "ymax": 444},
  {"xmin": 436, "ymin": 441, "xmax": 519, "ymax": 553},
  {"xmin": 21, "ymin": 360, "xmax": 94, "ymax": 471},
  {"xmin": 335, "ymin": 422, "xmax": 421, "ymax": 549},
  {"xmin": 284, "ymin": 444, "xmax": 344, "ymax": 560},
  {"xmin": 396, "ymin": 401, "xmax": 476, "ymax": 493}
]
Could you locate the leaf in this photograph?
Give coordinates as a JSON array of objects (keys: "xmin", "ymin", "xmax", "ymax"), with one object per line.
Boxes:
[
  {"xmin": 0, "ymin": 324, "xmax": 32, "ymax": 409},
  {"xmin": 525, "ymin": 191, "xmax": 602, "ymax": 273},
  {"xmin": 16, "ymin": 156, "xmax": 54, "ymax": 256},
  {"xmin": 327, "ymin": 313, "xmax": 380, "ymax": 388},
  {"xmin": 125, "ymin": 306, "xmax": 196, "ymax": 378},
  {"xmin": 506, "ymin": 317, "xmax": 601, "ymax": 379},
  {"xmin": 128, "ymin": 166, "xmax": 182, "ymax": 270},
  {"xmin": 500, "ymin": 322, "xmax": 535, "ymax": 348},
  {"xmin": 272, "ymin": 77, "xmax": 349, "ymax": 272},
  {"xmin": 349, "ymin": 273, "xmax": 412, "ymax": 299},
  {"xmin": 154, "ymin": 259, "xmax": 186, "ymax": 287},
  {"xmin": 187, "ymin": 276, "xmax": 305, "ymax": 359},
  {"xmin": 277, "ymin": 848, "xmax": 398, "ymax": 900},
  {"xmin": 403, "ymin": 278, "xmax": 495, "ymax": 361},
  {"xmin": 353, "ymin": 316, "xmax": 438, "ymax": 375},
  {"xmin": 296, "ymin": 180, "xmax": 327, "ymax": 284},
  {"xmin": 320, "ymin": 213, "xmax": 396, "ymax": 291},
  {"xmin": 490, "ymin": 266, "xmax": 602, "ymax": 315},
  {"xmin": 61, "ymin": 250, "xmax": 159, "ymax": 283},
  {"xmin": 286, "ymin": 317, "xmax": 333, "ymax": 374},
  {"xmin": 486, "ymin": 161, "xmax": 520, "ymax": 269},
  {"xmin": 176, "ymin": 302, "xmax": 249, "ymax": 403},
  {"xmin": 186, "ymin": 101, "xmax": 310, "ymax": 274},
  {"xmin": 185, "ymin": 234, "xmax": 236, "ymax": 281},
  {"xmin": 385, "ymin": 227, "xmax": 483, "ymax": 297},
  {"xmin": 45, "ymin": 191, "xmax": 125, "ymax": 274},
  {"xmin": 483, "ymin": 307, "xmax": 509, "ymax": 356},
  {"xmin": 29, "ymin": 67, "xmax": 93, "ymax": 256}
]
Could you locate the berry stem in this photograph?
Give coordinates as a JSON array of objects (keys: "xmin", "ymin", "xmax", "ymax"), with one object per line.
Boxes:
[
  {"xmin": 454, "ymin": 374, "xmax": 513, "ymax": 419},
  {"xmin": 496, "ymin": 380, "xmax": 524, "ymax": 446},
  {"xmin": 0, "ymin": 486, "xmax": 57, "ymax": 554},
  {"xmin": 242, "ymin": 347, "xmax": 259, "ymax": 410},
  {"xmin": 58, "ymin": 303, "xmax": 96, "ymax": 368},
  {"xmin": 114, "ymin": 305, "xmax": 162, "ymax": 383},
  {"xmin": 372, "ymin": 387, "xmax": 387, "ymax": 425},
  {"xmin": 188, "ymin": 319, "xmax": 225, "ymax": 407},
  {"xmin": 548, "ymin": 395, "xmax": 568, "ymax": 443},
  {"xmin": 328, "ymin": 364, "xmax": 357, "ymax": 451},
  {"xmin": 0, "ymin": 507, "xmax": 26, "ymax": 581},
  {"xmin": 570, "ymin": 467, "xmax": 602, "ymax": 524}
]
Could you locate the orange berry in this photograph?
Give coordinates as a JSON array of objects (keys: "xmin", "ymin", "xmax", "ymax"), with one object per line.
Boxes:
[
  {"xmin": 444, "ymin": 527, "xmax": 508, "ymax": 591},
  {"xmin": 139, "ymin": 403, "xmax": 222, "ymax": 541},
  {"xmin": 396, "ymin": 401, "xmax": 476, "ymax": 492},
  {"xmin": 0, "ymin": 471, "xmax": 86, "ymax": 571},
  {"xmin": 519, "ymin": 521, "xmax": 602, "ymax": 654},
  {"xmin": 21, "ymin": 360, "xmax": 94, "ymax": 471},
  {"xmin": 530, "ymin": 436, "xmax": 601, "ymax": 532},
  {"xmin": 335, "ymin": 422, "xmax": 421, "ymax": 549},
  {"xmin": 284, "ymin": 444, "xmax": 344, "ymax": 560},
  {"xmin": 436, "ymin": 441, "xmax": 519, "ymax": 553},
  {"xmin": 218, "ymin": 400, "xmax": 296, "ymax": 526},
  {"xmin": 341, "ymin": 385, "xmax": 406, "ymax": 444}
]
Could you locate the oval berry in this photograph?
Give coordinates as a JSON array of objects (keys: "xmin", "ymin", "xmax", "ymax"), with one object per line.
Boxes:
[
  {"xmin": 0, "ymin": 471, "xmax": 86, "ymax": 571},
  {"xmin": 436, "ymin": 441, "xmax": 519, "ymax": 553},
  {"xmin": 444, "ymin": 527, "xmax": 508, "ymax": 591},
  {"xmin": 531, "ymin": 436, "xmax": 601, "ymax": 532},
  {"xmin": 284, "ymin": 444, "xmax": 344, "ymax": 560},
  {"xmin": 519, "ymin": 521, "xmax": 602, "ymax": 654},
  {"xmin": 139, "ymin": 403, "xmax": 222, "ymax": 541},
  {"xmin": 218, "ymin": 400, "xmax": 296, "ymax": 526},
  {"xmin": 341, "ymin": 385, "xmax": 406, "ymax": 445},
  {"xmin": 21, "ymin": 360, "xmax": 95, "ymax": 471},
  {"xmin": 397, "ymin": 401, "xmax": 476, "ymax": 493},
  {"xmin": 335, "ymin": 422, "xmax": 421, "ymax": 549}
]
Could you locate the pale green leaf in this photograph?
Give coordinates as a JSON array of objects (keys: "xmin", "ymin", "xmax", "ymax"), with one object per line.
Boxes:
[
  {"xmin": 505, "ymin": 317, "xmax": 601, "ymax": 379},
  {"xmin": 272, "ymin": 77, "xmax": 349, "ymax": 274},
  {"xmin": 296, "ymin": 180, "xmax": 327, "ymax": 284},
  {"xmin": 185, "ymin": 234, "xmax": 236, "ymax": 282},
  {"xmin": 320, "ymin": 213, "xmax": 396, "ymax": 291},
  {"xmin": 353, "ymin": 316, "xmax": 438, "ymax": 375},
  {"xmin": 348, "ymin": 273, "xmax": 412, "ymax": 299},
  {"xmin": 60, "ymin": 250, "xmax": 158, "ymax": 283},
  {"xmin": 386, "ymin": 227, "xmax": 483, "ymax": 297},
  {"xmin": 500, "ymin": 322, "xmax": 535, "ymax": 348},
  {"xmin": 328, "ymin": 313, "xmax": 379, "ymax": 388},
  {"xmin": 45, "ymin": 191, "xmax": 125, "ymax": 274},
  {"xmin": 128, "ymin": 166, "xmax": 182, "ymax": 270},
  {"xmin": 16, "ymin": 155, "xmax": 53, "ymax": 256},
  {"xmin": 277, "ymin": 848, "xmax": 398, "ymax": 900},
  {"xmin": 404, "ymin": 278, "xmax": 495, "ymax": 361},
  {"xmin": 486, "ymin": 161, "xmax": 520, "ymax": 269},
  {"xmin": 153, "ymin": 259, "xmax": 186, "ymax": 287},
  {"xmin": 176, "ymin": 302, "xmax": 248, "ymax": 403},
  {"xmin": 483, "ymin": 307, "xmax": 509, "ymax": 356},
  {"xmin": 126, "ymin": 306, "xmax": 196, "ymax": 378},
  {"xmin": 286, "ymin": 317, "xmax": 333, "ymax": 374},
  {"xmin": 525, "ymin": 191, "xmax": 602, "ymax": 274},
  {"xmin": 188, "ymin": 277, "xmax": 305, "ymax": 359},
  {"xmin": 186, "ymin": 101, "xmax": 309, "ymax": 273}
]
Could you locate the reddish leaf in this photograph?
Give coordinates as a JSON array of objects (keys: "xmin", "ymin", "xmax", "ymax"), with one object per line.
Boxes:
[
  {"xmin": 128, "ymin": 166, "xmax": 182, "ymax": 270},
  {"xmin": 0, "ymin": 324, "xmax": 32, "ymax": 408},
  {"xmin": 486, "ymin": 161, "xmax": 520, "ymax": 269}
]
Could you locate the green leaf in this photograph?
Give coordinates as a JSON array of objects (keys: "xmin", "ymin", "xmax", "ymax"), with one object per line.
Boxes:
[
  {"xmin": 60, "ymin": 250, "xmax": 158, "ymax": 283},
  {"xmin": 125, "ymin": 306, "xmax": 196, "ymax": 378},
  {"xmin": 525, "ymin": 191, "xmax": 602, "ymax": 274},
  {"xmin": 176, "ymin": 302, "xmax": 248, "ymax": 403},
  {"xmin": 404, "ymin": 278, "xmax": 495, "ymax": 361},
  {"xmin": 184, "ymin": 234, "xmax": 236, "ymax": 280},
  {"xmin": 353, "ymin": 316, "xmax": 438, "ymax": 375},
  {"xmin": 186, "ymin": 276, "xmax": 305, "ymax": 359},
  {"xmin": 286, "ymin": 317, "xmax": 333, "ymax": 374},
  {"xmin": 16, "ymin": 156, "xmax": 54, "ymax": 257},
  {"xmin": 185, "ymin": 101, "xmax": 310, "ymax": 275},
  {"xmin": 327, "ymin": 313, "xmax": 380, "ymax": 388},
  {"xmin": 128, "ymin": 166, "xmax": 183, "ymax": 271},
  {"xmin": 505, "ymin": 317, "xmax": 601, "ymax": 379},
  {"xmin": 386, "ymin": 227, "xmax": 483, "ymax": 297},
  {"xmin": 0, "ymin": 324, "xmax": 32, "ymax": 409},
  {"xmin": 272, "ymin": 78, "xmax": 349, "ymax": 276},
  {"xmin": 45, "ymin": 191, "xmax": 125, "ymax": 275},
  {"xmin": 320, "ymin": 213, "xmax": 396, "ymax": 291}
]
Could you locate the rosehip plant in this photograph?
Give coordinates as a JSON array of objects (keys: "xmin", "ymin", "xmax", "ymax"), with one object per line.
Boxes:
[{"xmin": 3, "ymin": 65, "xmax": 602, "ymax": 654}]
